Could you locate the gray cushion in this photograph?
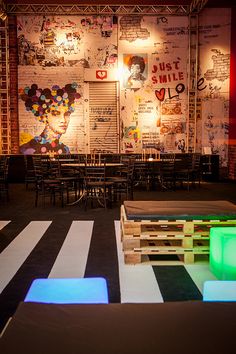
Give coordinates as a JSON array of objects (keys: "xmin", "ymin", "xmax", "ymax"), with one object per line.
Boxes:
[{"xmin": 124, "ymin": 200, "xmax": 236, "ymax": 221}]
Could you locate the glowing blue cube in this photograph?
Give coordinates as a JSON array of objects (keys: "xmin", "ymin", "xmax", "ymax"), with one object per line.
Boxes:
[
  {"xmin": 24, "ymin": 278, "xmax": 109, "ymax": 304},
  {"xmin": 203, "ymin": 280, "xmax": 236, "ymax": 302}
]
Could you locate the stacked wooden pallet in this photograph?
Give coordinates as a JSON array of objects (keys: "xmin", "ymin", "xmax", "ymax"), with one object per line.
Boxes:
[{"xmin": 120, "ymin": 201, "xmax": 236, "ymax": 265}]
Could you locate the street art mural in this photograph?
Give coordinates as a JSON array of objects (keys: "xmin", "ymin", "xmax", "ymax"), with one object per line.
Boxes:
[
  {"xmin": 119, "ymin": 15, "xmax": 189, "ymax": 153},
  {"xmin": 123, "ymin": 54, "xmax": 148, "ymax": 89},
  {"xmin": 19, "ymin": 83, "xmax": 81, "ymax": 155},
  {"xmin": 17, "ymin": 9, "xmax": 231, "ymax": 164},
  {"xmin": 17, "ymin": 15, "xmax": 117, "ymax": 154},
  {"xmin": 17, "ymin": 15, "xmax": 118, "ymax": 68},
  {"xmin": 198, "ymin": 8, "xmax": 231, "ymax": 167},
  {"xmin": 18, "ymin": 66, "xmax": 85, "ymax": 155}
]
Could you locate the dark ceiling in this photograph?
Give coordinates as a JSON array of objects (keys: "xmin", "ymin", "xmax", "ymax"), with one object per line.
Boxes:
[{"xmin": 3, "ymin": 0, "xmax": 235, "ymax": 7}]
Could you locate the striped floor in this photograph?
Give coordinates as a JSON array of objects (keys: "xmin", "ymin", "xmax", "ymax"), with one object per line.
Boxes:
[{"xmin": 0, "ymin": 219, "xmax": 217, "ymax": 331}]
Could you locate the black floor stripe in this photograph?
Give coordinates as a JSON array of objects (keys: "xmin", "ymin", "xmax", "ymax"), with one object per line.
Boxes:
[
  {"xmin": 0, "ymin": 220, "xmax": 31, "ymax": 253},
  {"xmin": 152, "ymin": 265, "xmax": 202, "ymax": 302},
  {"xmin": 0, "ymin": 218, "xmax": 73, "ymax": 332},
  {"xmin": 84, "ymin": 217, "xmax": 120, "ymax": 303}
]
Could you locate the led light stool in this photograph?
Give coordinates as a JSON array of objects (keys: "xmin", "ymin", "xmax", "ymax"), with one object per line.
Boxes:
[
  {"xmin": 203, "ymin": 280, "xmax": 236, "ymax": 301},
  {"xmin": 24, "ymin": 277, "xmax": 109, "ymax": 304},
  {"xmin": 210, "ymin": 227, "xmax": 236, "ymax": 280}
]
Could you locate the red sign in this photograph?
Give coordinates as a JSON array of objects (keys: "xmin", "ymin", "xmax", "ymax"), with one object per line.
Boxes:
[{"xmin": 96, "ymin": 70, "xmax": 107, "ymax": 80}]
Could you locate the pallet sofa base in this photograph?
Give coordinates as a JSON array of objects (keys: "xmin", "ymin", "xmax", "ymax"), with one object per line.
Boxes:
[{"xmin": 120, "ymin": 200, "xmax": 236, "ymax": 265}]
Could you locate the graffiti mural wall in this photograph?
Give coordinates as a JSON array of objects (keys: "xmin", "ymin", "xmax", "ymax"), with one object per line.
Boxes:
[
  {"xmin": 198, "ymin": 8, "xmax": 231, "ymax": 167},
  {"xmin": 17, "ymin": 9, "xmax": 231, "ymax": 164},
  {"xmin": 119, "ymin": 15, "xmax": 189, "ymax": 153},
  {"xmin": 17, "ymin": 15, "xmax": 118, "ymax": 154}
]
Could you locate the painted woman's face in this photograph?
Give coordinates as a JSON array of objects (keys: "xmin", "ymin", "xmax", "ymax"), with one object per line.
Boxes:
[
  {"xmin": 46, "ymin": 109, "xmax": 70, "ymax": 135},
  {"xmin": 130, "ymin": 64, "xmax": 141, "ymax": 79}
]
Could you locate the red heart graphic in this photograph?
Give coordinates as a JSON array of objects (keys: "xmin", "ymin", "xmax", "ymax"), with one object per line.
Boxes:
[
  {"xmin": 96, "ymin": 70, "xmax": 107, "ymax": 80},
  {"xmin": 155, "ymin": 88, "xmax": 165, "ymax": 101}
]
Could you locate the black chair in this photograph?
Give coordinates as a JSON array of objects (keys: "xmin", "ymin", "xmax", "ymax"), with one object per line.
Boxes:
[
  {"xmin": 174, "ymin": 153, "xmax": 194, "ymax": 191},
  {"xmin": 159, "ymin": 153, "xmax": 176, "ymax": 190},
  {"xmin": 53, "ymin": 157, "xmax": 79, "ymax": 204},
  {"xmin": 32, "ymin": 156, "xmax": 64, "ymax": 207},
  {"xmin": 24, "ymin": 155, "xmax": 36, "ymax": 190},
  {"xmin": 108, "ymin": 160, "xmax": 134, "ymax": 201},
  {"xmin": 0, "ymin": 156, "xmax": 10, "ymax": 201},
  {"xmin": 192, "ymin": 153, "xmax": 202, "ymax": 187},
  {"xmin": 83, "ymin": 162, "xmax": 114, "ymax": 209},
  {"xmin": 133, "ymin": 161, "xmax": 149, "ymax": 191}
]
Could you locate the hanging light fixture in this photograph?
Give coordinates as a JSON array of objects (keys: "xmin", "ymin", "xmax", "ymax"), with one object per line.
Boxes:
[
  {"xmin": 0, "ymin": 12, "xmax": 7, "ymax": 21},
  {"xmin": 0, "ymin": 0, "xmax": 7, "ymax": 21}
]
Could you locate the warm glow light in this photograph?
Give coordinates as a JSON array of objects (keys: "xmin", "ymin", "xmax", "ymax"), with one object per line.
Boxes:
[
  {"xmin": 0, "ymin": 11, "xmax": 7, "ymax": 21},
  {"xmin": 117, "ymin": 65, "xmax": 126, "ymax": 83}
]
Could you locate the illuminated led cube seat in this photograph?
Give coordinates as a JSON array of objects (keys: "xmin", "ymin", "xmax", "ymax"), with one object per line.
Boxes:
[
  {"xmin": 24, "ymin": 277, "xmax": 109, "ymax": 304},
  {"xmin": 210, "ymin": 227, "xmax": 236, "ymax": 280},
  {"xmin": 203, "ymin": 280, "xmax": 236, "ymax": 301}
]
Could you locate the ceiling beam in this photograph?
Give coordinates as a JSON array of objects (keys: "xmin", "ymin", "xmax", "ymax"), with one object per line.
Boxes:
[
  {"xmin": 190, "ymin": 0, "xmax": 208, "ymax": 13},
  {"xmin": 6, "ymin": 4, "xmax": 191, "ymax": 16}
]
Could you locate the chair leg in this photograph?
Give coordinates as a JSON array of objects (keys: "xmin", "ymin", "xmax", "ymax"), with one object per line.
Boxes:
[
  {"xmin": 61, "ymin": 187, "xmax": 64, "ymax": 207},
  {"xmin": 35, "ymin": 189, "xmax": 38, "ymax": 207},
  {"xmin": 103, "ymin": 190, "xmax": 107, "ymax": 209}
]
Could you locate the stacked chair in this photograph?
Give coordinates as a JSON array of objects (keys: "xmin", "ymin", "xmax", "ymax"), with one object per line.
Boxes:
[
  {"xmin": 54, "ymin": 155, "xmax": 78, "ymax": 204},
  {"xmin": 24, "ymin": 155, "xmax": 36, "ymax": 190},
  {"xmin": 83, "ymin": 158, "xmax": 114, "ymax": 209},
  {"xmin": 0, "ymin": 155, "xmax": 10, "ymax": 201},
  {"xmin": 108, "ymin": 156, "xmax": 135, "ymax": 202},
  {"xmin": 32, "ymin": 155, "xmax": 65, "ymax": 207},
  {"xmin": 175, "ymin": 153, "xmax": 202, "ymax": 191},
  {"xmin": 159, "ymin": 153, "xmax": 176, "ymax": 190}
]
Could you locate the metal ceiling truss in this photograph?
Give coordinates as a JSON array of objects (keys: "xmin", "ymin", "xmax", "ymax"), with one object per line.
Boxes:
[
  {"xmin": 190, "ymin": 0, "xmax": 208, "ymax": 13},
  {"xmin": 6, "ymin": 4, "xmax": 192, "ymax": 16}
]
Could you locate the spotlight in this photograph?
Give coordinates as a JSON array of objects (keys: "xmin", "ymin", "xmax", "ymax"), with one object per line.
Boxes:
[
  {"xmin": 0, "ymin": 9, "xmax": 7, "ymax": 21},
  {"xmin": 0, "ymin": 13, "xmax": 7, "ymax": 21}
]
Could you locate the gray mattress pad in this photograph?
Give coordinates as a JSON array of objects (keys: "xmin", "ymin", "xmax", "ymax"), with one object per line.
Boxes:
[{"xmin": 123, "ymin": 200, "xmax": 236, "ymax": 220}]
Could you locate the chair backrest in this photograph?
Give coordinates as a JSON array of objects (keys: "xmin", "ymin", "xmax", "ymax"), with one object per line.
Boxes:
[
  {"xmin": 84, "ymin": 163, "xmax": 106, "ymax": 184},
  {"xmin": 160, "ymin": 153, "xmax": 175, "ymax": 174},
  {"xmin": 193, "ymin": 153, "xmax": 201, "ymax": 171},
  {"xmin": 32, "ymin": 156, "xmax": 44, "ymax": 179},
  {"xmin": 85, "ymin": 153, "xmax": 105, "ymax": 166},
  {"xmin": 0, "ymin": 156, "xmax": 9, "ymax": 201},
  {"xmin": 174, "ymin": 153, "xmax": 193, "ymax": 172},
  {"xmin": 0, "ymin": 156, "xmax": 9, "ymax": 181},
  {"xmin": 160, "ymin": 153, "xmax": 175, "ymax": 161},
  {"xmin": 120, "ymin": 162, "xmax": 134, "ymax": 180},
  {"xmin": 126, "ymin": 163, "xmax": 135, "ymax": 183}
]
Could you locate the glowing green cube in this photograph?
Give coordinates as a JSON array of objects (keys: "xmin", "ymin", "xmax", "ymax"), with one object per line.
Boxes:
[{"xmin": 210, "ymin": 227, "xmax": 236, "ymax": 280}]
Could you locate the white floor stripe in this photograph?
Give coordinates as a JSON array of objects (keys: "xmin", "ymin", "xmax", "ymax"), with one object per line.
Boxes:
[
  {"xmin": 0, "ymin": 221, "xmax": 10, "ymax": 231},
  {"xmin": 0, "ymin": 221, "xmax": 51, "ymax": 294},
  {"xmin": 48, "ymin": 221, "xmax": 94, "ymax": 278},
  {"xmin": 185, "ymin": 264, "xmax": 217, "ymax": 294},
  {"xmin": 115, "ymin": 221, "xmax": 163, "ymax": 303}
]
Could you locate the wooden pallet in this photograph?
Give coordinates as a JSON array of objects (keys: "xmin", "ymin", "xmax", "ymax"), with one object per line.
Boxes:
[{"xmin": 120, "ymin": 205, "xmax": 236, "ymax": 265}]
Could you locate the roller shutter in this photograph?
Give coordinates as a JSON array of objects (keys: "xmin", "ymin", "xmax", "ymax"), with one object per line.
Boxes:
[{"xmin": 89, "ymin": 82, "xmax": 118, "ymax": 153}]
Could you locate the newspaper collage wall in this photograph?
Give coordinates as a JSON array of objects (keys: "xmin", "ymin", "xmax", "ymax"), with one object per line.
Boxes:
[{"xmin": 17, "ymin": 9, "xmax": 231, "ymax": 165}]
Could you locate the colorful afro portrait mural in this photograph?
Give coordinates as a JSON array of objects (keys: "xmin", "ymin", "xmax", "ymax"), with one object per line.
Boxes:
[
  {"xmin": 123, "ymin": 54, "xmax": 147, "ymax": 89},
  {"xmin": 19, "ymin": 83, "xmax": 81, "ymax": 154}
]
